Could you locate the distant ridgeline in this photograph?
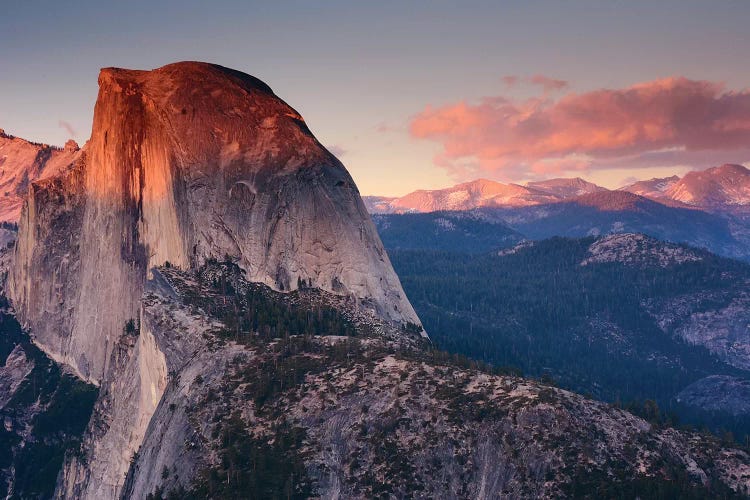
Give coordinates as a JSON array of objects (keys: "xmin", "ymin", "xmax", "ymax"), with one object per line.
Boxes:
[
  {"xmin": 382, "ymin": 229, "xmax": 750, "ymax": 441},
  {"xmin": 369, "ymin": 166, "xmax": 750, "ymax": 258}
]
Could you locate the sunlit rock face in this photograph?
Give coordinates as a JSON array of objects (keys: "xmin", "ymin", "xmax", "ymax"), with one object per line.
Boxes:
[
  {"xmin": 9, "ymin": 61, "xmax": 420, "ymax": 383},
  {"xmin": 666, "ymin": 164, "xmax": 750, "ymax": 210},
  {"xmin": 0, "ymin": 131, "xmax": 79, "ymax": 222}
]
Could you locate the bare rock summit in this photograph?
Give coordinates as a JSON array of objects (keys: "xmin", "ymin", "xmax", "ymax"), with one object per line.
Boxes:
[{"xmin": 9, "ymin": 61, "xmax": 421, "ymax": 383}]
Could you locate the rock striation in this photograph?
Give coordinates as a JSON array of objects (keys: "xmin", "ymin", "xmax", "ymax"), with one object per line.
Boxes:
[{"xmin": 8, "ymin": 61, "xmax": 420, "ymax": 384}]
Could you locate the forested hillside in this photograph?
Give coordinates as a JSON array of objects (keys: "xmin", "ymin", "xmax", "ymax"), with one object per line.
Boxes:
[
  {"xmin": 389, "ymin": 236, "xmax": 750, "ymax": 438},
  {"xmin": 371, "ymin": 212, "xmax": 523, "ymax": 253}
]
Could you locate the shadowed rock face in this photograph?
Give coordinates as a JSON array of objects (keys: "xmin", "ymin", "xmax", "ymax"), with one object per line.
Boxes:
[{"xmin": 9, "ymin": 61, "xmax": 420, "ymax": 383}]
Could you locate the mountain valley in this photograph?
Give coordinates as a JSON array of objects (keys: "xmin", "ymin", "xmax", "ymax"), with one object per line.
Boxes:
[
  {"xmin": 385, "ymin": 233, "xmax": 750, "ymax": 441},
  {"xmin": 1, "ymin": 61, "xmax": 750, "ymax": 498}
]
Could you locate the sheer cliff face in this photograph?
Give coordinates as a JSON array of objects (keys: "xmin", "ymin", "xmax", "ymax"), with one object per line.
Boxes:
[{"xmin": 9, "ymin": 61, "xmax": 420, "ymax": 383}]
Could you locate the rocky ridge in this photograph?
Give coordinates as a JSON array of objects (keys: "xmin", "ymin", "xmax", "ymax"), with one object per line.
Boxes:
[
  {"xmin": 0, "ymin": 130, "xmax": 79, "ymax": 222},
  {"xmin": 644, "ymin": 290, "xmax": 750, "ymax": 372},
  {"xmin": 364, "ymin": 178, "xmax": 603, "ymax": 214},
  {"xmin": 621, "ymin": 164, "xmax": 750, "ymax": 212},
  {"xmin": 677, "ymin": 376, "xmax": 750, "ymax": 418},
  {"xmin": 620, "ymin": 176, "xmax": 681, "ymax": 199},
  {"xmin": 666, "ymin": 164, "xmax": 750, "ymax": 210}
]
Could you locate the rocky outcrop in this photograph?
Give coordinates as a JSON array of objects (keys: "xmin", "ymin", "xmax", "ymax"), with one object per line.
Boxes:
[
  {"xmin": 580, "ymin": 233, "xmax": 704, "ymax": 268},
  {"xmin": 677, "ymin": 376, "xmax": 750, "ymax": 417},
  {"xmin": 66, "ymin": 259, "xmax": 422, "ymax": 499},
  {"xmin": 9, "ymin": 61, "xmax": 420, "ymax": 384},
  {"xmin": 648, "ymin": 292, "xmax": 750, "ymax": 371},
  {"xmin": 118, "ymin": 269, "xmax": 249, "ymax": 498}
]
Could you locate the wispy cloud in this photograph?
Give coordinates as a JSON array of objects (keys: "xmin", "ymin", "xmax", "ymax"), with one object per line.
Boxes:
[
  {"xmin": 410, "ymin": 77, "xmax": 750, "ymax": 181},
  {"xmin": 502, "ymin": 75, "xmax": 519, "ymax": 88},
  {"xmin": 327, "ymin": 144, "xmax": 347, "ymax": 157},
  {"xmin": 529, "ymin": 74, "xmax": 568, "ymax": 92},
  {"xmin": 375, "ymin": 122, "xmax": 394, "ymax": 133},
  {"xmin": 58, "ymin": 120, "xmax": 77, "ymax": 138},
  {"xmin": 501, "ymin": 74, "xmax": 566, "ymax": 92}
]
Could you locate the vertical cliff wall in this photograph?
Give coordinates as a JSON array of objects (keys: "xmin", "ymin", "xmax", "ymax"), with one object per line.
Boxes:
[
  {"xmin": 9, "ymin": 61, "xmax": 420, "ymax": 384},
  {"xmin": 58, "ymin": 321, "xmax": 167, "ymax": 499}
]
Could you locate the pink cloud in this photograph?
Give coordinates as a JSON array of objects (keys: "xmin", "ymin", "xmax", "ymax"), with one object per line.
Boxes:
[
  {"xmin": 410, "ymin": 77, "xmax": 750, "ymax": 181},
  {"xmin": 530, "ymin": 74, "xmax": 568, "ymax": 92}
]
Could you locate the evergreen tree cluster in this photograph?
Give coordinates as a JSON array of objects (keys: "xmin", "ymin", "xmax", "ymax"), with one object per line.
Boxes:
[{"xmin": 180, "ymin": 262, "xmax": 357, "ymax": 343}]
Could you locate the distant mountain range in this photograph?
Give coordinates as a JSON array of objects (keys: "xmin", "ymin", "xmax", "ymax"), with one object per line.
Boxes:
[
  {"xmin": 626, "ymin": 164, "xmax": 750, "ymax": 212},
  {"xmin": 373, "ymin": 189, "xmax": 750, "ymax": 260},
  {"xmin": 365, "ymin": 163, "xmax": 750, "ymax": 214},
  {"xmin": 364, "ymin": 177, "xmax": 606, "ymax": 213}
]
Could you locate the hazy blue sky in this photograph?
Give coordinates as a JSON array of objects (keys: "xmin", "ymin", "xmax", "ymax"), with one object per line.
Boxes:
[{"xmin": 3, "ymin": 1, "xmax": 750, "ymax": 195}]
